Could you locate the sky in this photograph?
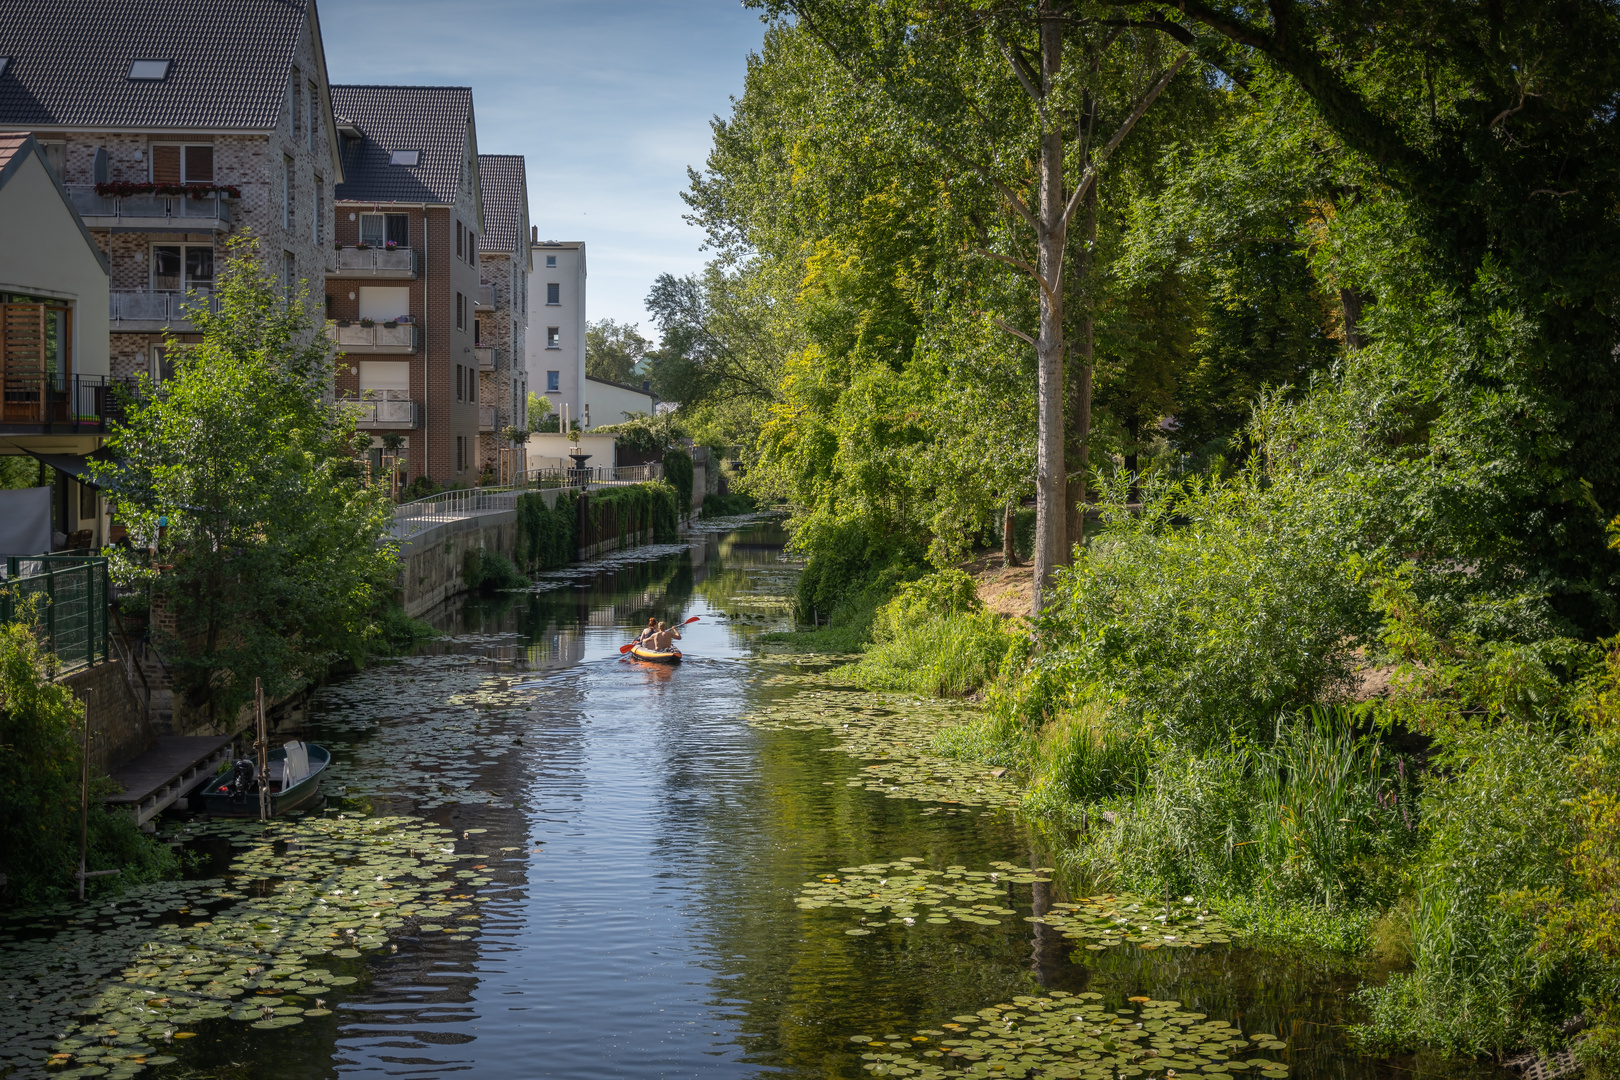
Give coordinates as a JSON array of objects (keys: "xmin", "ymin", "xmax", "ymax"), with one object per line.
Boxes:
[{"xmin": 320, "ymin": 0, "xmax": 768, "ymax": 338}]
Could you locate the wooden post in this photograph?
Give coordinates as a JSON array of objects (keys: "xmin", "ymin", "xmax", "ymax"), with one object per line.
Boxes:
[
  {"xmin": 77, "ymin": 706, "xmax": 90, "ymax": 900},
  {"xmin": 255, "ymin": 678, "xmax": 269, "ymax": 821}
]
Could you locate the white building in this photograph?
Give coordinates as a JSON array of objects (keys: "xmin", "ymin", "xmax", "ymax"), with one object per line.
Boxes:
[
  {"xmin": 524, "ymin": 234, "xmax": 658, "ymax": 433},
  {"xmin": 526, "ymin": 235, "xmax": 586, "ymax": 427}
]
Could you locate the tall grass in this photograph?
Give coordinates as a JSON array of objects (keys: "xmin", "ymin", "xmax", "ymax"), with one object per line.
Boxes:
[{"xmin": 846, "ymin": 570, "xmax": 1020, "ymax": 696}]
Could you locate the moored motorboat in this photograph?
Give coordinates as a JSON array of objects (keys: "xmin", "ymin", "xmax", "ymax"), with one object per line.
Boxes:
[
  {"xmin": 194, "ymin": 741, "xmax": 330, "ymax": 817},
  {"xmin": 630, "ymin": 645, "xmax": 683, "ymax": 664}
]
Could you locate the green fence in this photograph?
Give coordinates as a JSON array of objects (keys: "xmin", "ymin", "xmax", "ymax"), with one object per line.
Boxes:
[{"xmin": 1, "ymin": 554, "xmax": 110, "ymax": 672}]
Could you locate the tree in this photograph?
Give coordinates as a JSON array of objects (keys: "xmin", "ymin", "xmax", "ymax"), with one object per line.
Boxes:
[
  {"xmin": 92, "ymin": 236, "xmax": 397, "ymax": 725},
  {"xmin": 644, "ymin": 268, "xmax": 785, "ymax": 406},
  {"xmin": 527, "ymin": 391, "xmax": 554, "ymax": 432},
  {"xmin": 755, "ymin": 0, "xmax": 1192, "ymax": 611},
  {"xmin": 585, "ymin": 319, "xmax": 650, "ymax": 384}
]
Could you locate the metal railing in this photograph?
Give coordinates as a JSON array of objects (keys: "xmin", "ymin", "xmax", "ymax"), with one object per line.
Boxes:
[
  {"xmin": 326, "ymin": 322, "xmax": 420, "ymax": 352},
  {"xmin": 0, "ymin": 554, "xmax": 110, "ymax": 673},
  {"xmin": 390, "ymin": 462, "xmax": 664, "ymax": 537},
  {"xmin": 0, "ymin": 372, "xmax": 127, "ymax": 428},
  {"xmin": 342, "ymin": 391, "xmax": 421, "ymax": 429},
  {"xmin": 474, "ymin": 345, "xmax": 498, "ymax": 369},
  {"xmin": 478, "ymin": 404, "xmax": 496, "ymax": 431},
  {"xmin": 66, "ymin": 185, "xmax": 232, "ymax": 227},
  {"xmin": 333, "ymin": 246, "xmax": 418, "ymax": 275},
  {"xmin": 110, "ymin": 290, "xmax": 219, "ymax": 325},
  {"xmin": 475, "ymin": 282, "xmax": 498, "ymax": 309}
]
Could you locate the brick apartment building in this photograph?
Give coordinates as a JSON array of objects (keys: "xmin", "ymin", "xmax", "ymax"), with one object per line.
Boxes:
[
  {"xmin": 473, "ymin": 153, "xmax": 530, "ymax": 467},
  {"xmin": 0, "ymin": 0, "xmax": 344, "ymax": 384},
  {"xmin": 327, "ymin": 84, "xmax": 486, "ymax": 485}
]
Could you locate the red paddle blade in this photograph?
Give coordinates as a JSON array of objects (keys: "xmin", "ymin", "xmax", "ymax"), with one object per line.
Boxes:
[{"xmin": 684, "ymin": 616, "xmax": 700, "ymax": 624}]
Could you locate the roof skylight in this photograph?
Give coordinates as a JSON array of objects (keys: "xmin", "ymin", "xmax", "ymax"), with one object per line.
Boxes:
[
  {"xmin": 389, "ymin": 150, "xmax": 419, "ymax": 167},
  {"xmin": 128, "ymin": 59, "xmax": 171, "ymax": 80},
  {"xmin": 0, "ymin": 59, "xmax": 9, "ymax": 77}
]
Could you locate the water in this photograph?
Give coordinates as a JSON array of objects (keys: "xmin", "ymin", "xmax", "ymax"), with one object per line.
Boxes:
[{"xmin": 0, "ymin": 519, "xmax": 1511, "ymax": 1079}]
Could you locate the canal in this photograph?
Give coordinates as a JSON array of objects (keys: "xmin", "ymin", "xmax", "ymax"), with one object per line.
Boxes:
[{"xmin": 0, "ymin": 518, "xmax": 1509, "ymax": 1080}]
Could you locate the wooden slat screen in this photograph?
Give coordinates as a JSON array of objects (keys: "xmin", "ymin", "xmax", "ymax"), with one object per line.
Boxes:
[{"xmin": 0, "ymin": 302, "xmax": 46, "ymax": 423}]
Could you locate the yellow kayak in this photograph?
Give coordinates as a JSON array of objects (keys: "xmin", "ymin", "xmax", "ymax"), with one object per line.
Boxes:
[{"xmin": 630, "ymin": 645, "xmax": 683, "ymax": 664}]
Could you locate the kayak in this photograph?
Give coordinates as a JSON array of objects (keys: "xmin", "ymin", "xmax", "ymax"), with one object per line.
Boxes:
[{"xmin": 630, "ymin": 645, "xmax": 683, "ymax": 664}]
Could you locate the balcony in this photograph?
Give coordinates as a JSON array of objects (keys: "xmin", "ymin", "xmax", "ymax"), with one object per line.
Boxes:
[
  {"xmin": 109, "ymin": 290, "xmax": 218, "ymax": 332},
  {"xmin": 344, "ymin": 391, "xmax": 421, "ymax": 429},
  {"xmin": 474, "ymin": 282, "xmax": 498, "ymax": 310},
  {"xmin": 66, "ymin": 185, "xmax": 233, "ymax": 231},
  {"xmin": 474, "ymin": 345, "xmax": 498, "ymax": 370},
  {"xmin": 331, "ymin": 246, "xmax": 418, "ymax": 279},
  {"xmin": 326, "ymin": 322, "xmax": 420, "ymax": 354},
  {"xmin": 0, "ymin": 372, "xmax": 130, "ymax": 432},
  {"xmin": 478, "ymin": 404, "xmax": 496, "ymax": 431}
]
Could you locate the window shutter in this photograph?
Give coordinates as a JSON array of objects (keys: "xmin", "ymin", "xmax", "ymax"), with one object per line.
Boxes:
[
  {"xmin": 185, "ymin": 145, "xmax": 213, "ymax": 183},
  {"xmin": 0, "ymin": 304, "xmax": 47, "ymax": 422},
  {"xmin": 151, "ymin": 145, "xmax": 181, "ymax": 183}
]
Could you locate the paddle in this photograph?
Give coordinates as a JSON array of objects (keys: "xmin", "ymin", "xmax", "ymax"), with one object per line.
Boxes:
[{"xmin": 620, "ymin": 616, "xmax": 700, "ymax": 653}]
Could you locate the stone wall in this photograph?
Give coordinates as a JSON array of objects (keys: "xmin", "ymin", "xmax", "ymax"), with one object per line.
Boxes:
[
  {"xmin": 63, "ymin": 660, "xmax": 153, "ymax": 775},
  {"xmin": 397, "ymin": 509, "xmax": 521, "ymax": 618}
]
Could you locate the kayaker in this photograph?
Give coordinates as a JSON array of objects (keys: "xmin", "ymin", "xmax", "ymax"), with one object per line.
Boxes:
[
  {"xmin": 634, "ymin": 617, "xmax": 657, "ymax": 646},
  {"xmin": 651, "ymin": 620, "xmax": 682, "ymax": 652}
]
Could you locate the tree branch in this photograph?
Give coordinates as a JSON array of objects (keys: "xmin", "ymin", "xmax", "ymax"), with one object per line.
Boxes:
[
  {"xmin": 993, "ymin": 318, "xmax": 1038, "ymax": 345},
  {"xmin": 1060, "ymin": 51, "xmax": 1189, "ymax": 232}
]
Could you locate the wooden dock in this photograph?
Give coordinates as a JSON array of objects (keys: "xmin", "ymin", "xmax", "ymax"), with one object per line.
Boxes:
[{"xmin": 104, "ymin": 735, "xmax": 235, "ymax": 826}]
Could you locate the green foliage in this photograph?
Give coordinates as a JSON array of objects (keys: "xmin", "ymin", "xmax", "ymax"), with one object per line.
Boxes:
[
  {"xmin": 592, "ymin": 412, "xmax": 684, "ymax": 457},
  {"xmin": 91, "ymin": 236, "xmax": 397, "ymax": 723},
  {"xmin": 400, "ymin": 474, "xmax": 442, "ymax": 502},
  {"xmin": 0, "ymin": 616, "xmax": 177, "ymax": 906},
  {"xmin": 586, "ymin": 482, "xmax": 681, "ymax": 546},
  {"xmin": 585, "ymin": 319, "xmax": 650, "ymax": 384},
  {"xmin": 0, "ymin": 456, "xmax": 39, "ymax": 491},
  {"xmin": 793, "ymin": 518, "xmax": 924, "ymax": 631},
  {"xmin": 850, "ymin": 571, "xmax": 1019, "ymax": 697},
  {"xmin": 513, "ymin": 490, "xmax": 579, "ymax": 572},
  {"xmin": 662, "ymin": 448, "xmax": 694, "ymax": 517},
  {"xmin": 462, "ymin": 548, "xmax": 528, "ymax": 594},
  {"xmin": 1026, "ymin": 463, "xmax": 1371, "ymax": 745},
  {"xmin": 370, "ymin": 604, "xmax": 437, "ymax": 656},
  {"xmin": 526, "ymin": 392, "xmax": 554, "ymax": 433},
  {"xmin": 700, "ymin": 492, "xmax": 757, "ymax": 518}
]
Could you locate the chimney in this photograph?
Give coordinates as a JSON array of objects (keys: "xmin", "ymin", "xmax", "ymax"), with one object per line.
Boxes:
[{"xmin": 531, "ymin": 225, "xmax": 538, "ymax": 243}]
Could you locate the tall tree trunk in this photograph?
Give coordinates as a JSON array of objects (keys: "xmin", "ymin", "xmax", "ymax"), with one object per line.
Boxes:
[
  {"xmin": 1003, "ymin": 500, "xmax": 1019, "ymax": 567},
  {"xmin": 1125, "ymin": 415, "xmax": 1140, "ymax": 502},
  {"xmin": 1031, "ymin": 3, "xmax": 1066, "ymax": 615},
  {"xmin": 1339, "ymin": 286, "xmax": 1368, "ymax": 350},
  {"xmin": 1065, "ymin": 179, "xmax": 1096, "ymax": 557}
]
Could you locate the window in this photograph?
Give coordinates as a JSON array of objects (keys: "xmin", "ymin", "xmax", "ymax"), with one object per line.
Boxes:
[
  {"xmin": 291, "ymin": 74, "xmax": 301, "ymax": 139},
  {"xmin": 545, "ymin": 254, "xmax": 556, "ymax": 268},
  {"xmin": 283, "ymin": 251, "xmax": 296, "ymax": 295},
  {"xmin": 456, "ymin": 292, "xmax": 465, "ymax": 331},
  {"xmin": 40, "ymin": 142, "xmax": 64, "ymax": 178},
  {"xmin": 312, "ymin": 176, "xmax": 322, "ymax": 243},
  {"xmin": 455, "ymin": 435, "xmax": 463, "ymax": 472},
  {"xmin": 0, "ymin": 60, "xmax": 9, "ymax": 78},
  {"xmin": 546, "ymin": 326, "xmax": 560, "ymax": 349},
  {"xmin": 79, "ymin": 479, "xmax": 96, "ymax": 523},
  {"xmin": 359, "ymin": 213, "xmax": 409, "ymax": 248},
  {"xmin": 283, "ymin": 156, "xmax": 294, "ymax": 228},
  {"xmin": 151, "ymin": 144, "xmax": 213, "ymax": 183},
  {"xmin": 456, "ymin": 222, "xmax": 464, "ymax": 259},
  {"xmin": 389, "ymin": 150, "xmax": 419, "ymax": 166},
  {"xmin": 150, "ymin": 344, "xmax": 175, "ymax": 383},
  {"xmin": 307, "ymin": 81, "xmax": 318, "ymax": 152},
  {"xmin": 546, "ymin": 370, "xmax": 560, "ymax": 392},
  {"xmin": 467, "ymin": 231, "xmax": 476, "ymax": 263},
  {"xmin": 455, "ymin": 364, "xmax": 464, "ymax": 401},
  {"xmin": 357, "ymin": 286, "xmax": 409, "ymax": 322},
  {"xmin": 546, "ymin": 282, "xmax": 560, "ymax": 306},
  {"xmin": 151, "ymin": 244, "xmax": 214, "ymax": 292},
  {"xmin": 128, "ymin": 59, "xmax": 171, "ymax": 80}
]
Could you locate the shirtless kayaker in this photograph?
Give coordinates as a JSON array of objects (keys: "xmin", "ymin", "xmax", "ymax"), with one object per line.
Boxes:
[{"xmin": 650, "ymin": 620, "xmax": 682, "ymax": 652}]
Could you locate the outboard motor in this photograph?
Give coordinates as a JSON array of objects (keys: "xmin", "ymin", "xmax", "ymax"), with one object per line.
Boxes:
[{"xmin": 221, "ymin": 757, "xmax": 258, "ymax": 799}]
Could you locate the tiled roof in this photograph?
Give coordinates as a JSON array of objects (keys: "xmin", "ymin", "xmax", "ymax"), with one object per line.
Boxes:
[
  {"xmin": 0, "ymin": 0, "xmax": 309, "ymax": 130},
  {"xmin": 331, "ymin": 85, "xmax": 473, "ymax": 206},
  {"xmin": 477, "ymin": 154, "xmax": 526, "ymax": 254},
  {"xmin": 0, "ymin": 133, "xmax": 28, "ymax": 171}
]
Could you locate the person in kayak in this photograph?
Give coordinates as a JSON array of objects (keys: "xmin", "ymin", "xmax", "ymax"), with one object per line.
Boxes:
[
  {"xmin": 634, "ymin": 617, "xmax": 658, "ymax": 646},
  {"xmin": 650, "ymin": 620, "xmax": 682, "ymax": 652}
]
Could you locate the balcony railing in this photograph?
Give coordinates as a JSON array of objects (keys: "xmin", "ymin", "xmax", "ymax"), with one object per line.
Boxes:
[
  {"xmin": 474, "ymin": 345, "xmax": 498, "ymax": 369},
  {"xmin": 331, "ymin": 246, "xmax": 418, "ymax": 278},
  {"xmin": 325, "ymin": 322, "xmax": 420, "ymax": 354},
  {"xmin": 0, "ymin": 372, "xmax": 130, "ymax": 431},
  {"xmin": 343, "ymin": 391, "xmax": 420, "ymax": 429},
  {"xmin": 66, "ymin": 185, "xmax": 233, "ymax": 230},
  {"xmin": 109, "ymin": 290, "xmax": 218, "ymax": 330},
  {"xmin": 475, "ymin": 282, "xmax": 497, "ymax": 309},
  {"xmin": 478, "ymin": 404, "xmax": 496, "ymax": 431}
]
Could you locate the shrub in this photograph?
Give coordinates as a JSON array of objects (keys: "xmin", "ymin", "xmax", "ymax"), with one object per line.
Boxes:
[
  {"xmin": 701, "ymin": 492, "xmax": 757, "ymax": 517},
  {"xmin": 848, "ymin": 571, "xmax": 1019, "ymax": 697},
  {"xmin": 663, "ymin": 448, "xmax": 694, "ymax": 517},
  {"xmin": 463, "ymin": 548, "xmax": 528, "ymax": 594},
  {"xmin": 0, "ymin": 616, "xmax": 178, "ymax": 906},
  {"xmin": 514, "ymin": 489, "xmax": 578, "ymax": 571},
  {"xmin": 1025, "ymin": 468, "xmax": 1371, "ymax": 745}
]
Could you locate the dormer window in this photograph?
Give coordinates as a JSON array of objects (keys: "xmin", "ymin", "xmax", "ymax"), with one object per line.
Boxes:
[
  {"xmin": 0, "ymin": 59, "xmax": 10, "ymax": 77},
  {"xmin": 128, "ymin": 59, "xmax": 171, "ymax": 80},
  {"xmin": 389, "ymin": 150, "xmax": 419, "ymax": 166}
]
